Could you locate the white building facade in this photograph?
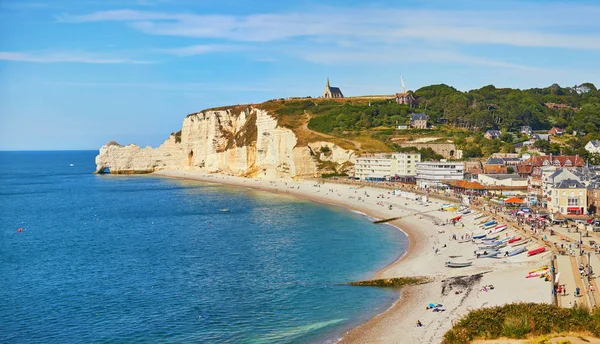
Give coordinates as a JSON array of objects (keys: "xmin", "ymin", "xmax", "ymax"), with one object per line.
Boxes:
[
  {"xmin": 355, "ymin": 153, "xmax": 421, "ymax": 180},
  {"xmin": 416, "ymin": 161, "xmax": 465, "ymax": 188}
]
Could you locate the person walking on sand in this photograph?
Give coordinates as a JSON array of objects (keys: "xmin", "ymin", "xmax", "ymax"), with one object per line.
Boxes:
[{"xmin": 416, "ymin": 320, "xmax": 423, "ymax": 327}]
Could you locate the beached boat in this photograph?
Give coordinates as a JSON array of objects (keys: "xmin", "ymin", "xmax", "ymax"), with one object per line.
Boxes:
[
  {"xmin": 482, "ymin": 220, "xmax": 496, "ymax": 227},
  {"xmin": 511, "ymin": 239, "xmax": 531, "ymax": 247},
  {"xmin": 529, "ymin": 266, "xmax": 548, "ymax": 274},
  {"xmin": 488, "ymin": 225, "xmax": 507, "ymax": 235},
  {"xmin": 527, "ymin": 247, "xmax": 546, "ymax": 256},
  {"xmin": 477, "ymin": 250, "xmax": 500, "ymax": 258},
  {"xmin": 526, "ymin": 272, "xmax": 544, "ymax": 278},
  {"xmin": 474, "ymin": 213, "xmax": 485, "ymax": 220},
  {"xmin": 472, "ymin": 232, "xmax": 487, "ymax": 239},
  {"xmin": 445, "ymin": 261, "xmax": 473, "ymax": 268},
  {"xmin": 457, "ymin": 239, "xmax": 472, "ymax": 243},
  {"xmin": 507, "ymin": 246, "xmax": 527, "ymax": 257},
  {"xmin": 450, "ymin": 215, "xmax": 462, "ymax": 222},
  {"xmin": 508, "ymin": 237, "xmax": 521, "ymax": 244}
]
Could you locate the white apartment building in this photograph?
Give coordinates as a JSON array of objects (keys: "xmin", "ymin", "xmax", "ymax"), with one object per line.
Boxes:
[
  {"xmin": 355, "ymin": 153, "xmax": 421, "ymax": 180},
  {"xmin": 416, "ymin": 161, "xmax": 465, "ymax": 188}
]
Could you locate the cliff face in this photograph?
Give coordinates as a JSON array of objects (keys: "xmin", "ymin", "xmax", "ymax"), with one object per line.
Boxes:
[{"xmin": 95, "ymin": 107, "xmax": 355, "ymax": 179}]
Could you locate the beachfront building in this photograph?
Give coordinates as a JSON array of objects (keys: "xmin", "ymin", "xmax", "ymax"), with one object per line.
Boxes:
[
  {"xmin": 355, "ymin": 153, "xmax": 421, "ymax": 181},
  {"xmin": 322, "ymin": 78, "xmax": 344, "ymax": 98},
  {"xmin": 587, "ymin": 180, "xmax": 600, "ymax": 215},
  {"xmin": 478, "ymin": 174, "xmax": 528, "ymax": 188},
  {"xmin": 548, "ymin": 179, "xmax": 587, "ymax": 215},
  {"xmin": 542, "ymin": 168, "xmax": 579, "ymax": 197},
  {"xmin": 415, "ymin": 161, "xmax": 465, "ymax": 188}
]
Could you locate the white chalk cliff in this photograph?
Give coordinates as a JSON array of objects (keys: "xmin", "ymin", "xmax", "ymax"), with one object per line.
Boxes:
[{"xmin": 95, "ymin": 107, "xmax": 355, "ymax": 179}]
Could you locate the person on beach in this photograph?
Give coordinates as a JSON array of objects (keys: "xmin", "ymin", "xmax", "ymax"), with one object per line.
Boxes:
[{"xmin": 416, "ymin": 320, "xmax": 423, "ymax": 327}]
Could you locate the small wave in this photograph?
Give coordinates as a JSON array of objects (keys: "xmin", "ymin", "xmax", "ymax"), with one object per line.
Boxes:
[
  {"xmin": 243, "ymin": 318, "xmax": 346, "ymax": 344},
  {"xmin": 349, "ymin": 210, "xmax": 379, "ymax": 222}
]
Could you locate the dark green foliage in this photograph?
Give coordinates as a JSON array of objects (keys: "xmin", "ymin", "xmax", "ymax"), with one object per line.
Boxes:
[
  {"xmin": 349, "ymin": 276, "xmax": 430, "ymax": 287},
  {"xmin": 321, "ymin": 172, "xmax": 348, "ymax": 178},
  {"xmin": 308, "ymin": 100, "xmax": 411, "ymax": 133},
  {"xmin": 411, "ymin": 83, "xmax": 600, "ymax": 132},
  {"xmin": 396, "ymin": 146, "xmax": 444, "ymax": 161},
  {"xmin": 442, "ymin": 303, "xmax": 600, "ymax": 344}
]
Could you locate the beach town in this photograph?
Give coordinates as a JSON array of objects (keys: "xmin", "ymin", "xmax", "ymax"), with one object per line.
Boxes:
[{"xmin": 155, "ymin": 166, "xmax": 600, "ymax": 343}]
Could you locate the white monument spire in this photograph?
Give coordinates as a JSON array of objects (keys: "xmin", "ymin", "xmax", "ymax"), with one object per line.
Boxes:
[{"xmin": 400, "ymin": 74, "xmax": 407, "ymax": 93}]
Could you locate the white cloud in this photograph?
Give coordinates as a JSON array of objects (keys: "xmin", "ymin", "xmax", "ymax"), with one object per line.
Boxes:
[
  {"xmin": 157, "ymin": 44, "xmax": 239, "ymax": 56},
  {"xmin": 0, "ymin": 51, "xmax": 152, "ymax": 64},
  {"xmin": 58, "ymin": 5, "xmax": 600, "ymax": 49}
]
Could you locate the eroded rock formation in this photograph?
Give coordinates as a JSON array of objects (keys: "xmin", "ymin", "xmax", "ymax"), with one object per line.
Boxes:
[{"xmin": 95, "ymin": 107, "xmax": 355, "ymax": 179}]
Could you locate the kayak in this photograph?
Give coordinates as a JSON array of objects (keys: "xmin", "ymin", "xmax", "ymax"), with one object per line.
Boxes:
[
  {"xmin": 527, "ymin": 247, "xmax": 546, "ymax": 256},
  {"xmin": 529, "ymin": 266, "xmax": 548, "ymax": 274},
  {"xmin": 450, "ymin": 215, "xmax": 462, "ymax": 222},
  {"xmin": 508, "ymin": 237, "xmax": 522, "ymax": 244},
  {"xmin": 473, "ymin": 232, "xmax": 487, "ymax": 239},
  {"xmin": 489, "ymin": 225, "xmax": 507, "ymax": 234},
  {"xmin": 511, "ymin": 239, "xmax": 531, "ymax": 247}
]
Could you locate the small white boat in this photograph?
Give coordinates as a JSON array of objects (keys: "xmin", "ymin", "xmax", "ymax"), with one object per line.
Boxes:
[
  {"xmin": 474, "ymin": 213, "xmax": 485, "ymax": 220},
  {"xmin": 510, "ymin": 239, "xmax": 531, "ymax": 247},
  {"xmin": 476, "ymin": 250, "xmax": 500, "ymax": 258},
  {"xmin": 507, "ymin": 246, "xmax": 527, "ymax": 257},
  {"xmin": 69, "ymin": 163, "xmax": 75, "ymax": 167},
  {"xmin": 219, "ymin": 209, "xmax": 231, "ymax": 213},
  {"xmin": 446, "ymin": 261, "xmax": 473, "ymax": 268}
]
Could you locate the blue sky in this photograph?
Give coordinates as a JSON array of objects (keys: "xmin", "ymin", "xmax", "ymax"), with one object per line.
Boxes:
[{"xmin": 1, "ymin": 0, "xmax": 599, "ymax": 150}]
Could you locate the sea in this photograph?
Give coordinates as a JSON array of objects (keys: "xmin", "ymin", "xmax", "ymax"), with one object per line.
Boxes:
[{"xmin": 0, "ymin": 151, "xmax": 408, "ymax": 344}]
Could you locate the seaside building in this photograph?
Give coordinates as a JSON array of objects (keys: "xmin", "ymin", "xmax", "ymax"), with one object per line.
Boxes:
[
  {"xmin": 484, "ymin": 130, "xmax": 501, "ymax": 140},
  {"xmin": 548, "ymin": 179, "xmax": 587, "ymax": 215},
  {"xmin": 548, "ymin": 127, "xmax": 564, "ymax": 136},
  {"xmin": 410, "ymin": 113, "xmax": 428, "ymax": 129},
  {"xmin": 585, "ymin": 140, "xmax": 600, "ymax": 154},
  {"xmin": 323, "ymin": 78, "xmax": 344, "ymax": 98},
  {"xmin": 395, "ymin": 74, "xmax": 415, "ymax": 106},
  {"xmin": 355, "ymin": 153, "xmax": 421, "ymax": 181},
  {"xmin": 415, "ymin": 161, "xmax": 465, "ymax": 188},
  {"xmin": 477, "ymin": 173, "xmax": 529, "ymax": 194}
]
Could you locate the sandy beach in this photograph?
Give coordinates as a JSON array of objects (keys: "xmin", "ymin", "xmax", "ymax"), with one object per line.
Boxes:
[{"xmin": 154, "ymin": 170, "xmax": 553, "ymax": 344}]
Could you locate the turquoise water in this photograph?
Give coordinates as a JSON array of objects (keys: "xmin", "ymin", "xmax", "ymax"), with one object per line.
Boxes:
[{"xmin": 0, "ymin": 151, "xmax": 408, "ymax": 343}]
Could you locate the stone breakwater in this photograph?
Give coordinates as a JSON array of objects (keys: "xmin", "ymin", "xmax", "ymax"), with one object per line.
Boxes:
[{"xmin": 95, "ymin": 107, "xmax": 355, "ymax": 179}]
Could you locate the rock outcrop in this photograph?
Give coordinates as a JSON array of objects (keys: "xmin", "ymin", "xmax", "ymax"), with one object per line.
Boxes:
[{"xmin": 95, "ymin": 107, "xmax": 355, "ymax": 179}]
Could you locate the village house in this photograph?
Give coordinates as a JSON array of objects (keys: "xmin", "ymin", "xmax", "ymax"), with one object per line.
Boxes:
[
  {"xmin": 542, "ymin": 168, "xmax": 580, "ymax": 197},
  {"xmin": 410, "ymin": 113, "xmax": 428, "ymax": 129},
  {"xmin": 587, "ymin": 180, "xmax": 600, "ymax": 215},
  {"xmin": 548, "ymin": 127, "xmax": 564, "ymax": 136},
  {"xmin": 548, "ymin": 179, "xmax": 587, "ymax": 216},
  {"xmin": 520, "ymin": 126, "xmax": 533, "ymax": 136},
  {"xmin": 396, "ymin": 92, "xmax": 415, "ymax": 105},
  {"xmin": 484, "ymin": 130, "xmax": 501, "ymax": 139},
  {"xmin": 531, "ymin": 133, "xmax": 550, "ymax": 141},
  {"xmin": 585, "ymin": 140, "xmax": 600, "ymax": 154},
  {"xmin": 483, "ymin": 158, "xmax": 508, "ymax": 174},
  {"xmin": 517, "ymin": 154, "xmax": 586, "ymax": 194}
]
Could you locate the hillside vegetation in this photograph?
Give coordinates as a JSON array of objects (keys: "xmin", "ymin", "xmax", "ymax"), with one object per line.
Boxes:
[
  {"xmin": 254, "ymin": 83, "xmax": 600, "ymax": 158},
  {"xmin": 443, "ymin": 303, "xmax": 600, "ymax": 344}
]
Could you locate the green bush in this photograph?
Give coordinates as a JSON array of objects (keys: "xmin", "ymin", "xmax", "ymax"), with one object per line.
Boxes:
[{"xmin": 442, "ymin": 303, "xmax": 600, "ymax": 344}]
